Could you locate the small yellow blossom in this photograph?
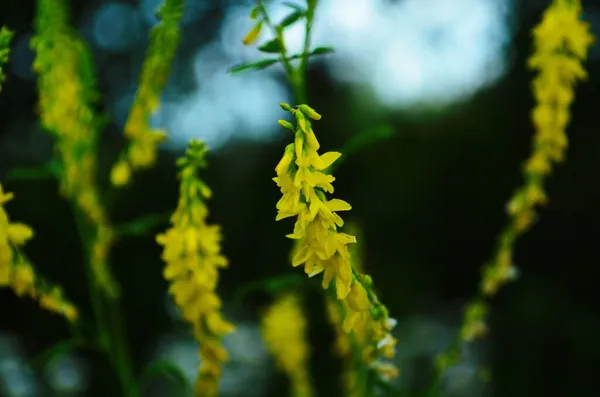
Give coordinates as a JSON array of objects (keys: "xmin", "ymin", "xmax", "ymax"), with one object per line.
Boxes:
[
  {"xmin": 261, "ymin": 293, "xmax": 314, "ymax": 397},
  {"xmin": 242, "ymin": 21, "xmax": 263, "ymax": 45},
  {"xmin": 156, "ymin": 140, "xmax": 234, "ymax": 397},
  {"xmin": 0, "ymin": 183, "xmax": 79, "ymax": 322},
  {"xmin": 111, "ymin": 0, "xmax": 184, "ymax": 187}
]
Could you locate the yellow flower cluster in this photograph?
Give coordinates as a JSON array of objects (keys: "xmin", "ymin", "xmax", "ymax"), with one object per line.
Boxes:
[
  {"xmin": 274, "ymin": 104, "xmax": 397, "ymax": 381},
  {"xmin": 480, "ymin": 0, "xmax": 594, "ymax": 297},
  {"xmin": 110, "ymin": 0, "xmax": 184, "ymax": 187},
  {"xmin": 0, "ymin": 26, "xmax": 13, "ymax": 92},
  {"xmin": 156, "ymin": 140, "xmax": 234, "ymax": 397},
  {"xmin": 261, "ymin": 293, "xmax": 314, "ymax": 397},
  {"xmin": 274, "ymin": 104, "xmax": 355, "ymax": 296},
  {"xmin": 0, "ymin": 184, "xmax": 78, "ymax": 321},
  {"xmin": 32, "ymin": 0, "xmax": 118, "ymax": 297},
  {"xmin": 326, "ymin": 223, "xmax": 398, "ymax": 389}
]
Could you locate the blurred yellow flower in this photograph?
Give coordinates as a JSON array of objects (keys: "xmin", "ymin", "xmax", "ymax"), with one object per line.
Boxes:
[
  {"xmin": 157, "ymin": 140, "xmax": 234, "ymax": 397},
  {"xmin": 261, "ymin": 293, "xmax": 314, "ymax": 397}
]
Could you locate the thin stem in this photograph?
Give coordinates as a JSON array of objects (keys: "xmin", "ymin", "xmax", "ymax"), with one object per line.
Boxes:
[
  {"xmin": 257, "ymin": 0, "xmax": 297, "ymax": 86},
  {"xmin": 298, "ymin": 0, "xmax": 318, "ymax": 104},
  {"xmin": 72, "ymin": 209, "xmax": 138, "ymax": 397}
]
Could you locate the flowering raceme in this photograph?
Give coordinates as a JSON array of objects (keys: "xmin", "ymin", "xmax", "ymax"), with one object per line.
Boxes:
[
  {"xmin": 274, "ymin": 103, "xmax": 397, "ymax": 377},
  {"xmin": 326, "ymin": 222, "xmax": 398, "ymax": 388},
  {"xmin": 110, "ymin": 0, "xmax": 184, "ymax": 187},
  {"xmin": 274, "ymin": 103, "xmax": 355, "ymax": 296},
  {"xmin": 261, "ymin": 293, "xmax": 314, "ymax": 397},
  {"xmin": 0, "ymin": 184, "xmax": 78, "ymax": 321},
  {"xmin": 479, "ymin": 0, "xmax": 594, "ymax": 298},
  {"xmin": 156, "ymin": 140, "xmax": 234, "ymax": 397},
  {"xmin": 31, "ymin": 0, "xmax": 118, "ymax": 297}
]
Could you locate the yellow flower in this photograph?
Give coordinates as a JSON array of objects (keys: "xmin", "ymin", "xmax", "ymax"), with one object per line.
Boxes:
[
  {"xmin": 156, "ymin": 140, "xmax": 233, "ymax": 397},
  {"xmin": 12, "ymin": 262, "xmax": 35, "ymax": 297},
  {"xmin": 0, "ymin": 183, "xmax": 79, "ymax": 322},
  {"xmin": 275, "ymin": 107, "xmax": 399, "ymax": 386},
  {"xmin": 110, "ymin": 160, "xmax": 131, "ymax": 186},
  {"xmin": 7, "ymin": 223, "xmax": 34, "ymax": 246},
  {"xmin": 261, "ymin": 293, "xmax": 314, "ymax": 397}
]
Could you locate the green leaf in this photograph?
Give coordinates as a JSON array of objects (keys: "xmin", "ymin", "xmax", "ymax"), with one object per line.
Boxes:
[
  {"xmin": 227, "ymin": 58, "xmax": 279, "ymax": 74},
  {"xmin": 249, "ymin": 5, "xmax": 261, "ymax": 19},
  {"xmin": 6, "ymin": 160, "xmax": 61, "ymax": 182},
  {"xmin": 328, "ymin": 125, "xmax": 395, "ymax": 174},
  {"xmin": 117, "ymin": 211, "xmax": 172, "ymax": 237},
  {"xmin": 265, "ymin": 273, "xmax": 305, "ymax": 294},
  {"xmin": 232, "ymin": 273, "xmax": 306, "ymax": 303},
  {"xmin": 258, "ymin": 38, "xmax": 283, "ymax": 53},
  {"xmin": 342, "ymin": 124, "xmax": 395, "ymax": 156},
  {"xmin": 310, "ymin": 46, "xmax": 335, "ymax": 55},
  {"xmin": 30, "ymin": 339, "xmax": 87, "ymax": 369},
  {"xmin": 282, "ymin": 1, "xmax": 305, "ymax": 12},
  {"xmin": 141, "ymin": 359, "xmax": 190, "ymax": 390},
  {"xmin": 278, "ymin": 10, "xmax": 305, "ymax": 28}
]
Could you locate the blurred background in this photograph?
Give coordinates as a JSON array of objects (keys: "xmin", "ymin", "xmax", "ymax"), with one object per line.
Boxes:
[{"xmin": 1, "ymin": 0, "xmax": 600, "ymax": 396}]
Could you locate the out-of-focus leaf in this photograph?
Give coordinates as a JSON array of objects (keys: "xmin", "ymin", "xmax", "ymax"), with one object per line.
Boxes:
[
  {"xmin": 233, "ymin": 273, "xmax": 306, "ymax": 303},
  {"xmin": 310, "ymin": 46, "xmax": 335, "ymax": 55},
  {"xmin": 227, "ymin": 58, "xmax": 279, "ymax": 74},
  {"xmin": 117, "ymin": 211, "xmax": 172, "ymax": 237},
  {"xmin": 282, "ymin": 1, "xmax": 305, "ymax": 12},
  {"xmin": 30, "ymin": 338, "xmax": 87, "ymax": 370},
  {"xmin": 141, "ymin": 359, "xmax": 189, "ymax": 391},
  {"xmin": 6, "ymin": 160, "xmax": 61, "ymax": 182},
  {"xmin": 278, "ymin": 10, "xmax": 305, "ymax": 29},
  {"xmin": 329, "ymin": 124, "xmax": 395, "ymax": 173},
  {"xmin": 343, "ymin": 124, "xmax": 395, "ymax": 155},
  {"xmin": 258, "ymin": 38, "xmax": 283, "ymax": 53},
  {"xmin": 265, "ymin": 273, "xmax": 305, "ymax": 293}
]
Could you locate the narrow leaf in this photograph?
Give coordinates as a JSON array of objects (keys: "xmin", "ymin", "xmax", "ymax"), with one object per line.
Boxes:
[
  {"xmin": 258, "ymin": 38, "xmax": 283, "ymax": 53},
  {"xmin": 6, "ymin": 160, "xmax": 61, "ymax": 182},
  {"xmin": 310, "ymin": 46, "xmax": 335, "ymax": 55},
  {"xmin": 117, "ymin": 211, "xmax": 172, "ymax": 237},
  {"xmin": 142, "ymin": 359, "xmax": 190, "ymax": 390},
  {"xmin": 278, "ymin": 10, "xmax": 305, "ymax": 28},
  {"xmin": 282, "ymin": 2, "xmax": 306, "ymax": 12},
  {"xmin": 227, "ymin": 58, "xmax": 279, "ymax": 74},
  {"xmin": 343, "ymin": 124, "xmax": 395, "ymax": 155}
]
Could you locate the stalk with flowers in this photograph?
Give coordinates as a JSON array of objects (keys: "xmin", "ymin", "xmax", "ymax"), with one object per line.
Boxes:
[{"xmin": 0, "ymin": 0, "xmax": 596, "ymax": 396}]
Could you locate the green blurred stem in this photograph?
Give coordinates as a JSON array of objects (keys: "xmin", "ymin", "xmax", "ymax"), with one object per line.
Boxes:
[
  {"xmin": 257, "ymin": 0, "xmax": 319, "ymax": 104},
  {"xmin": 72, "ymin": 209, "xmax": 138, "ymax": 397}
]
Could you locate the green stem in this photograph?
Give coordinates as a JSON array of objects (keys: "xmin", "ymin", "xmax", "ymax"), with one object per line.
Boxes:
[
  {"xmin": 257, "ymin": 0, "xmax": 317, "ymax": 104},
  {"xmin": 72, "ymin": 209, "xmax": 138, "ymax": 397}
]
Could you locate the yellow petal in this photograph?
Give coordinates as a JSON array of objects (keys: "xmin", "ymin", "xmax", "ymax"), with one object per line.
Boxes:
[
  {"xmin": 317, "ymin": 152, "xmax": 342, "ymax": 170},
  {"xmin": 326, "ymin": 199, "xmax": 352, "ymax": 212}
]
